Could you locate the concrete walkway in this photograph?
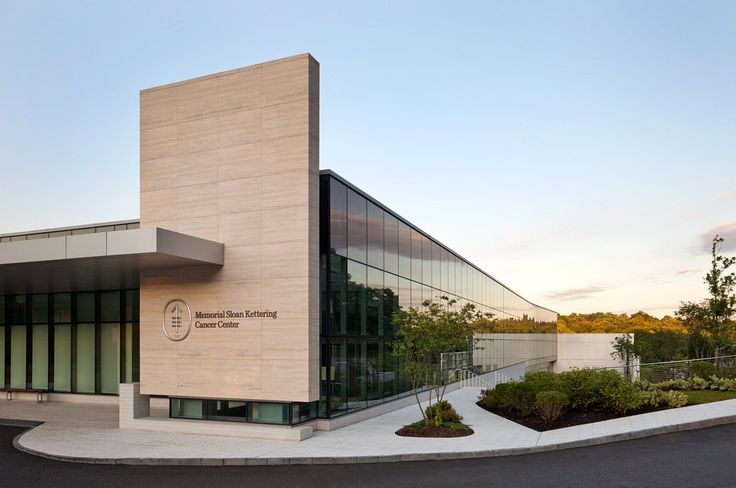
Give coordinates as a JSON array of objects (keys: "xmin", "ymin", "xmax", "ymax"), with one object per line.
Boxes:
[{"xmin": 3, "ymin": 388, "xmax": 736, "ymax": 465}]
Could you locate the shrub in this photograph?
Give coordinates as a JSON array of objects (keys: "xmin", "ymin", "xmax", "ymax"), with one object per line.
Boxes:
[
  {"xmin": 638, "ymin": 390, "xmax": 687, "ymax": 409},
  {"xmin": 505, "ymin": 381, "xmax": 537, "ymax": 416},
  {"xmin": 535, "ymin": 390, "xmax": 568, "ymax": 424},
  {"xmin": 648, "ymin": 375, "xmax": 736, "ymax": 392},
  {"xmin": 689, "ymin": 362, "xmax": 716, "ymax": 379},
  {"xmin": 605, "ymin": 383, "xmax": 643, "ymax": 413},
  {"xmin": 650, "ymin": 378, "xmax": 690, "ymax": 391},
  {"xmin": 479, "ymin": 384, "xmax": 514, "ymax": 411},
  {"xmin": 478, "ymin": 381, "xmax": 536, "ymax": 416},
  {"xmin": 689, "ymin": 376, "xmax": 709, "ymax": 390},
  {"xmin": 524, "ymin": 371, "xmax": 563, "ymax": 392},
  {"xmin": 716, "ymin": 366, "xmax": 736, "ymax": 379},
  {"xmin": 559, "ymin": 369, "xmax": 625, "ymax": 410},
  {"xmin": 708, "ymin": 376, "xmax": 736, "ymax": 391},
  {"xmin": 425, "ymin": 400, "xmax": 462, "ymax": 425}
]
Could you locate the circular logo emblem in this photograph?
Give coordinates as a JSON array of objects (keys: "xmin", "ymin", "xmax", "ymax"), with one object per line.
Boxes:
[{"xmin": 162, "ymin": 299, "xmax": 192, "ymax": 342}]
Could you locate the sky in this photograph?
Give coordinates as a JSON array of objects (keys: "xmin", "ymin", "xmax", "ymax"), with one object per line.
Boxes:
[{"xmin": 0, "ymin": 1, "xmax": 734, "ymax": 317}]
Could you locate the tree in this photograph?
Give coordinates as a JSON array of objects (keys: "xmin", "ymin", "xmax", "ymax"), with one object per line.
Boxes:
[
  {"xmin": 610, "ymin": 333, "xmax": 638, "ymax": 378},
  {"xmin": 392, "ymin": 296, "xmax": 491, "ymax": 425},
  {"xmin": 676, "ymin": 235, "xmax": 736, "ymax": 358}
]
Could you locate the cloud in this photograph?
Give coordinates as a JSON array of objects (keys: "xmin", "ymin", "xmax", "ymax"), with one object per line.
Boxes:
[
  {"xmin": 546, "ymin": 284, "xmax": 611, "ymax": 301},
  {"xmin": 699, "ymin": 221, "xmax": 736, "ymax": 253},
  {"xmin": 675, "ymin": 269, "xmax": 698, "ymax": 276}
]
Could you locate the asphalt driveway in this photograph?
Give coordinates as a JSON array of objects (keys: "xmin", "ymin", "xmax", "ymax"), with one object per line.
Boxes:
[{"xmin": 2, "ymin": 423, "xmax": 734, "ymax": 487}]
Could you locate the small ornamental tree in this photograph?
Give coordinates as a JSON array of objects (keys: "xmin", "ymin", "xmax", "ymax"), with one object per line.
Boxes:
[
  {"xmin": 676, "ymin": 235, "xmax": 736, "ymax": 358},
  {"xmin": 393, "ymin": 295, "xmax": 492, "ymax": 425},
  {"xmin": 611, "ymin": 333, "xmax": 638, "ymax": 379}
]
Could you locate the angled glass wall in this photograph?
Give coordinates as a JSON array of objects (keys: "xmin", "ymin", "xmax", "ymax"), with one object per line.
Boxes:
[
  {"xmin": 1, "ymin": 289, "xmax": 139, "ymax": 394},
  {"xmin": 319, "ymin": 172, "xmax": 558, "ymax": 418}
]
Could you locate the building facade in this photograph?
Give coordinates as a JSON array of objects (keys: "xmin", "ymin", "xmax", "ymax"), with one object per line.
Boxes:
[{"xmin": 0, "ymin": 54, "xmax": 557, "ymax": 431}]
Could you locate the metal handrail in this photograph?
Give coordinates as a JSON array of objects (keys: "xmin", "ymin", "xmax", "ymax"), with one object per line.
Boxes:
[{"xmin": 598, "ymin": 353, "xmax": 736, "ymax": 370}]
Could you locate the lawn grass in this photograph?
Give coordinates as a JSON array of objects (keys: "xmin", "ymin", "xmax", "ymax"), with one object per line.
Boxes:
[{"xmin": 685, "ymin": 390, "xmax": 736, "ymax": 405}]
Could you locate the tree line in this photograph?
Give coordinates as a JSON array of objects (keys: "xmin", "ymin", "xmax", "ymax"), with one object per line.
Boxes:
[{"xmin": 561, "ymin": 235, "xmax": 736, "ymax": 363}]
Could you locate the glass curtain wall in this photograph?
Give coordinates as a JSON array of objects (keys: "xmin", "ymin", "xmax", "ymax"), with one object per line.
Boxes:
[
  {"xmin": 0, "ymin": 289, "xmax": 139, "ymax": 394},
  {"xmin": 319, "ymin": 173, "xmax": 558, "ymax": 418}
]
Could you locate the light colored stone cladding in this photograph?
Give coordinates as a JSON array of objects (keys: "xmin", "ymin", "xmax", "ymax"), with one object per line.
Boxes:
[{"xmin": 139, "ymin": 54, "xmax": 320, "ymax": 403}]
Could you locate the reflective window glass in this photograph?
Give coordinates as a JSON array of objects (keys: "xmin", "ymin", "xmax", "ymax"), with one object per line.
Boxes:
[
  {"xmin": 347, "ymin": 339, "xmax": 366, "ymax": 411},
  {"xmin": 54, "ymin": 324, "xmax": 72, "ymax": 392},
  {"xmin": 330, "ymin": 179, "xmax": 348, "ymax": 256},
  {"xmin": 329, "ymin": 255, "xmax": 347, "ymax": 335},
  {"xmin": 410, "ymin": 229, "xmax": 422, "ymax": 283},
  {"xmin": 384, "ymin": 213, "xmax": 399, "ymax": 274},
  {"xmin": 347, "ymin": 190, "xmax": 367, "ymax": 263},
  {"xmin": 422, "ymin": 235, "xmax": 432, "ymax": 288},
  {"xmin": 76, "ymin": 293, "xmax": 95, "ymax": 323},
  {"xmin": 366, "ymin": 267, "xmax": 383, "ymax": 337},
  {"xmin": 31, "ymin": 295, "xmax": 48, "ymax": 324},
  {"xmin": 100, "ymin": 291, "xmax": 120, "ymax": 322},
  {"xmin": 7, "ymin": 296, "xmax": 25, "ymax": 324},
  {"xmin": 431, "ymin": 242, "xmax": 441, "ymax": 289},
  {"xmin": 346, "ymin": 260, "xmax": 366, "ymax": 336},
  {"xmin": 10, "ymin": 325, "xmax": 26, "ymax": 388},
  {"xmin": 75, "ymin": 323, "xmax": 95, "ymax": 393},
  {"xmin": 366, "ymin": 202, "xmax": 384, "ymax": 268},
  {"xmin": 54, "ymin": 294, "xmax": 71, "ymax": 323},
  {"xmin": 398, "ymin": 221, "xmax": 411, "ymax": 278},
  {"xmin": 32, "ymin": 325, "xmax": 48, "ymax": 390}
]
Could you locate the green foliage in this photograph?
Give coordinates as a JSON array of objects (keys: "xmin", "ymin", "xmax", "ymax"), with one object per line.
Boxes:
[
  {"xmin": 647, "ymin": 374, "xmax": 736, "ymax": 392},
  {"xmin": 535, "ymin": 390, "xmax": 569, "ymax": 424},
  {"xmin": 558, "ymin": 313, "xmax": 688, "ymax": 363},
  {"xmin": 478, "ymin": 383, "xmax": 514, "ymax": 411},
  {"xmin": 558, "ymin": 311, "xmax": 685, "ymax": 335},
  {"xmin": 611, "ymin": 334, "xmax": 638, "ymax": 378},
  {"xmin": 393, "ymin": 295, "xmax": 493, "ymax": 420},
  {"xmin": 676, "ymin": 235, "xmax": 736, "ymax": 358},
  {"xmin": 406, "ymin": 419, "xmax": 471, "ymax": 431},
  {"xmin": 479, "ymin": 368, "xmax": 690, "ymax": 423},
  {"xmin": 638, "ymin": 390, "xmax": 688, "ymax": 409},
  {"xmin": 479, "ymin": 381, "xmax": 536, "ymax": 416},
  {"xmin": 559, "ymin": 368, "xmax": 624, "ymax": 410},
  {"xmin": 634, "ymin": 331, "xmax": 689, "ymax": 363},
  {"xmin": 688, "ymin": 361, "xmax": 716, "ymax": 379},
  {"xmin": 604, "ymin": 383, "xmax": 644, "ymax": 413},
  {"xmin": 715, "ymin": 366, "xmax": 736, "ymax": 379},
  {"xmin": 425, "ymin": 400, "xmax": 462, "ymax": 426},
  {"xmin": 524, "ymin": 371, "xmax": 563, "ymax": 392}
]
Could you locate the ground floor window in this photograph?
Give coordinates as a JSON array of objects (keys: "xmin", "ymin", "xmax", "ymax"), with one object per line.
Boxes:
[
  {"xmin": 0, "ymin": 290, "xmax": 139, "ymax": 394},
  {"xmin": 170, "ymin": 398, "xmax": 318, "ymax": 425}
]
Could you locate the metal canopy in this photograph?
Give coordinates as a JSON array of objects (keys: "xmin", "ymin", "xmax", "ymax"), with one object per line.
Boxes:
[{"xmin": 0, "ymin": 227, "xmax": 224, "ymax": 294}]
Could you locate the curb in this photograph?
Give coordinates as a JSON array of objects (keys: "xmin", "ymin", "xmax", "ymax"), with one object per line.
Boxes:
[{"xmin": 6, "ymin": 414, "xmax": 736, "ymax": 466}]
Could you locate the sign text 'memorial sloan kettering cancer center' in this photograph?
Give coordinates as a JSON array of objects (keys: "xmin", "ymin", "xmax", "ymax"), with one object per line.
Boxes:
[
  {"xmin": 163, "ymin": 298, "xmax": 279, "ymax": 343},
  {"xmin": 194, "ymin": 308, "xmax": 279, "ymax": 328}
]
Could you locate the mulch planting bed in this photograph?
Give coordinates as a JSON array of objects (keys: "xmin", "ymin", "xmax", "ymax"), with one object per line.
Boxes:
[
  {"xmin": 395, "ymin": 425, "xmax": 475, "ymax": 438},
  {"xmin": 480, "ymin": 404, "xmax": 666, "ymax": 431}
]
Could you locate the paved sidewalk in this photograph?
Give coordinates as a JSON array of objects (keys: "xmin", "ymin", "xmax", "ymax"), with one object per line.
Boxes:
[{"xmin": 3, "ymin": 388, "xmax": 736, "ymax": 465}]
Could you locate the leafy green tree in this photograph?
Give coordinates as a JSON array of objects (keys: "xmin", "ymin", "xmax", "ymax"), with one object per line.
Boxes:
[
  {"xmin": 676, "ymin": 235, "xmax": 736, "ymax": 358},
  {"xmin": 611, "ymin": 334, "xmax": 638, "ymax": 378},
  {"xmin": 392, "ymin": 295, "xmax": 492, "ymax": 424}
]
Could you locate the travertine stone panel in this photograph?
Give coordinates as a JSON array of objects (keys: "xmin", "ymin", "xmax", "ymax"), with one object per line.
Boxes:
[{"xmin": 139, "ymin": 54, "xmax": 319, "ymax": 403}]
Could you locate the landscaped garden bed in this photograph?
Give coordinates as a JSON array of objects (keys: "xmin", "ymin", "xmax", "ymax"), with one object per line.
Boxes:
[
  {"xmin": 395, "ymin": 400, "xmax": 475, "ymax": 438},
  {"xmin": 477, "ymin": 369, "xmax": 687, "ymax": 432},
  {"xmin": 396, "ymin": 420, "xmax": 474, "ymax": 438},
  {"xmin": 478, "ymin": 368, "xmax": 736, "ymax": 432}
]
